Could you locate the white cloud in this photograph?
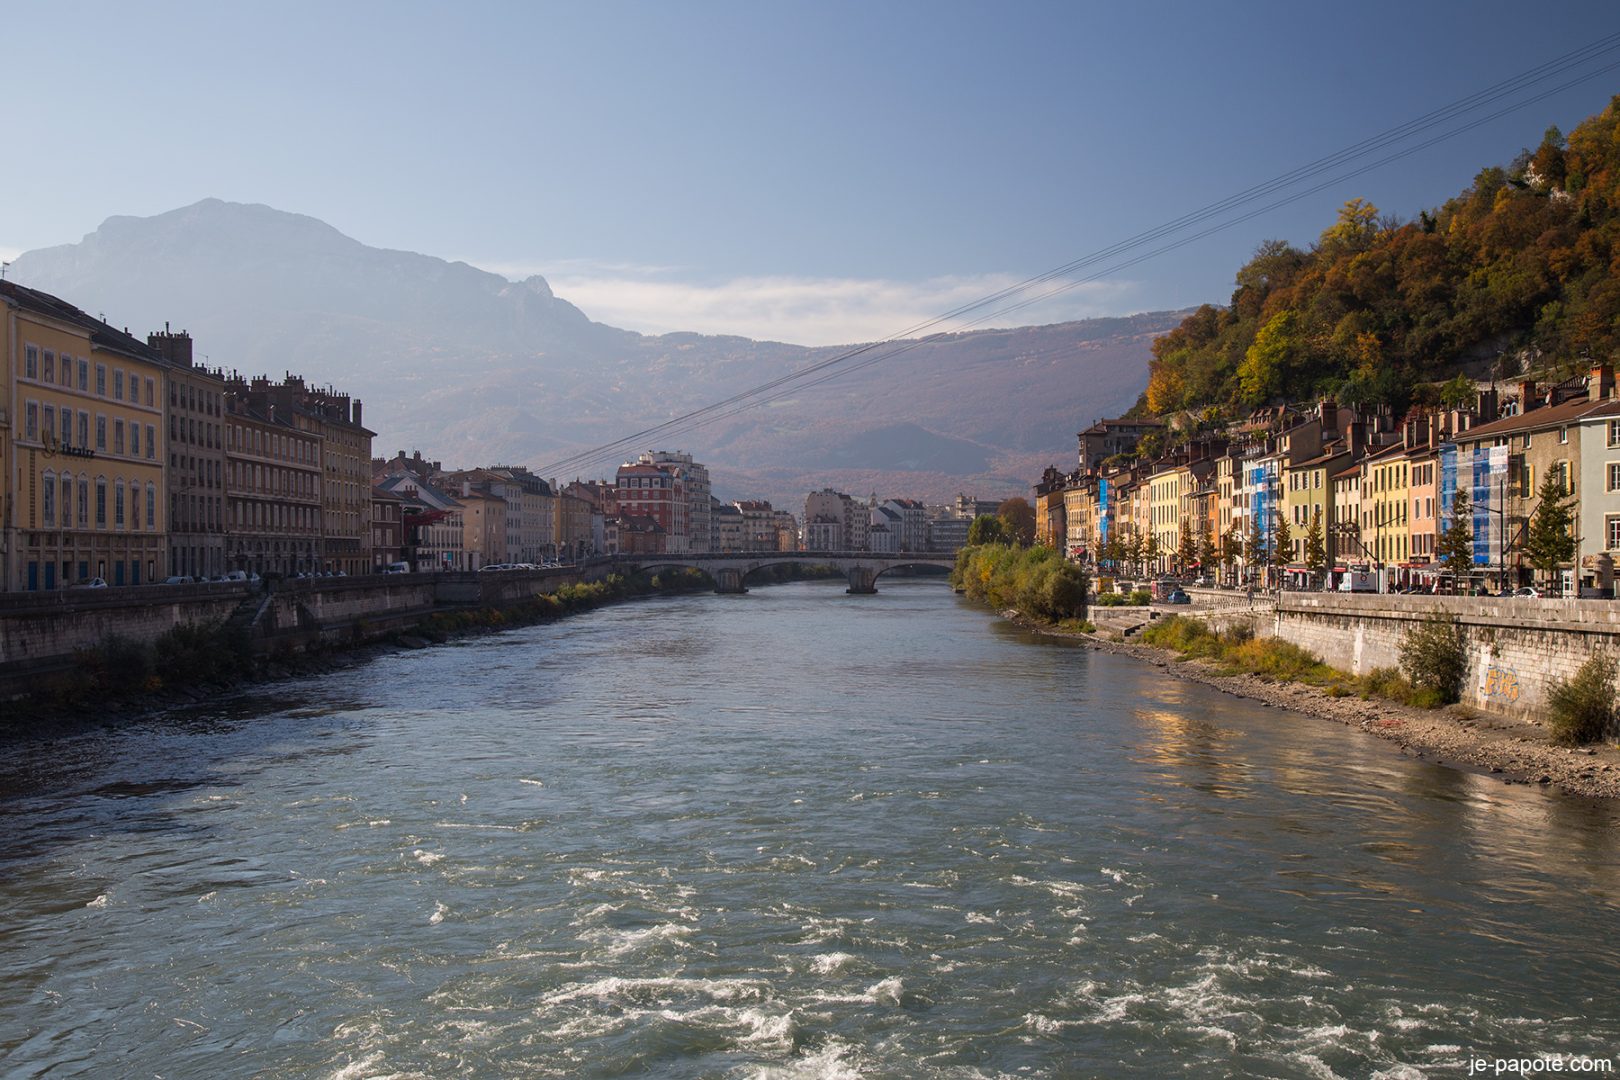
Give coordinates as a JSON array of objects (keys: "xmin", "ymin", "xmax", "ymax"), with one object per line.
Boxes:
[
  {"xmin": 531, "ymin": 270, "xmax": 1138, "ymax": 346},
  {"xmin": 0, "ymin": 247, "xmax": 22, "ymax": 267}
]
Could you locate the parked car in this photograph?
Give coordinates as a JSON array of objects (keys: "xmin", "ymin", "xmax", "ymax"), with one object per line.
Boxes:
[
  {"xmin": 163, "ymin": 575, "xmax": 194, "ymax": 585},
  {"xmin": 1510, "ymin": 586, "xmax": 1543, "ymax": 598},
  {"xmin": 69, "ymin": 577, "xmax": 108, "ymax": 589},
  {"xmin": 1165, "ymin": 588, "xmax": 1192, "ymax": 605}
]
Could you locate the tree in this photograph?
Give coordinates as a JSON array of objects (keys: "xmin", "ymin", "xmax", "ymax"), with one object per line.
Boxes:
[
  {"xmin": 1238, "ymin": 310, "xmax": 1306, "ymax": 404},
  {"xmin": 1436, "ymin": 489, "xmax": 1474, "ymax": 591},
  {"xmin": 1176, "ymin": 518, "xmax": 1198, "ymax": 572},
  {"xmin": 997, "ymin": 497, "xmax": 1037, "ymax": 547},
  {"xmin": 1223, "ymin": 526, "xmax": 1244, "ymax": 584},
  {"xmin": 1142, "ymin": 530, "xmax": 1163, "ymax": 575},
  {"xmin": 1438, "ymin": 374, "xmax": 1476, "ymax": 410},
  {"xmin": 968, "ymin": 514, "xmax": 1008, "ymax": 546},
  {"xmin": 1525, "ymin": 470, "xmax": 1577, "ymax": 591},
  {"xmin": 1198, "ymin": 529, "xmax": 1218, "ymax": 576},
  {"xmin": 1273, "ymin": 512, "xmax": 1294, "ymax": 573},
  {"xmin": 1125, "ymin": 528, "xmax": 1145, "ymax": 576},
  {"xmin": 1304, "ymin": 507, "xmax": 1328, "ymax": 586},
  {"xmin": 1244, "ymin": 515, "xmax": 1265, "ymax": 584}
]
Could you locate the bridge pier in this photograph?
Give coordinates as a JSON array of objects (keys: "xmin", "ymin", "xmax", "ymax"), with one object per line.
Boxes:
[
  {"xmin": 713, "ymin": 568, "xmax": 749, "ymax": 594},
  {"xmin": 846, "ymin": 567, "xmax": 878, "ymax": 594}
]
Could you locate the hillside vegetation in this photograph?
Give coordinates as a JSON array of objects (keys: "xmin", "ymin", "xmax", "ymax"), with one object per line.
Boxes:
[{"xmin": 1142, "ymin": 95, "xmax": 1620, "ymax": 420}]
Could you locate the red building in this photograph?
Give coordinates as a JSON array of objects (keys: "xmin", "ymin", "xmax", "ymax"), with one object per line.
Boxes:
[{"xmin": 615, "ymin": 462, "xmax": 687, "ymax": 552}]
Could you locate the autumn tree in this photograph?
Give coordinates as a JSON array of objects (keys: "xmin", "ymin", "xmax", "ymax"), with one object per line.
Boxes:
[
  {"xmin": 1304, "ymin": 508, "xmax": 1328, "ymax": 586},
  {"xmin": 1176, "ymin": 518, "xmax": 1198, "ymax": 572},
  {"xmin": 996, "ymin": 498, "xmax": 1036, "ymax": 547},
  {"xmin": 1273, "ymin": 512, "xmax": 1294, "ymax": 573}
]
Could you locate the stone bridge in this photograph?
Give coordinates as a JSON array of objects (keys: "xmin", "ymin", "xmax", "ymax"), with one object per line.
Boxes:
[{"xmin": 610, "ymin": 551, "xmax": 957, "ymax": 594}]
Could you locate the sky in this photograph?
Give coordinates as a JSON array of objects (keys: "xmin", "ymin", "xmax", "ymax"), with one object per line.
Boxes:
[{"xmin": 5, "ymin": 0, "xmax": 1620, "ymax": 345}]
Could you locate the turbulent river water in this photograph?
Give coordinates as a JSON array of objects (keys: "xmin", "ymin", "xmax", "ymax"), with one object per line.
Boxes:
[{"xmin": 1, "ymin": 579, "xmax": 1618, "ymax": 1078}]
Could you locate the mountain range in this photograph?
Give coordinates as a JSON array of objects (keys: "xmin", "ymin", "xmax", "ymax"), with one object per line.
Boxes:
[{"xmin": 8, "ymin": 199, "xmax": 1180, "ymax": 506}]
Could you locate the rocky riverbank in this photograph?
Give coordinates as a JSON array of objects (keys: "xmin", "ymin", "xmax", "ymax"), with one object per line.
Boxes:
[{"xmin": 1010, "ymin": 615, "xmax": 1620, "ymax": 801}]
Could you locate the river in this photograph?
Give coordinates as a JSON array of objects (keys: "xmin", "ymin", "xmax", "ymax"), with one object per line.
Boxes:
[{"xmin": 1, "ymin": 579, "xmax": 1617, "ymax": 1078}]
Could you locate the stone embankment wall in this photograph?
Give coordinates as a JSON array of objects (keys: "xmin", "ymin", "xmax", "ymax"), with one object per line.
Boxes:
[
  {"xmin": 0, "ymin": 582, "xmax": 249, "ymax": 672},
  {"xmin": 1183, "ymin": 589, "xmax": 1616, "ymax": 720},
  {"xmin": 0, "ymin": 566, "xmax": 606, "ymax": 695}
]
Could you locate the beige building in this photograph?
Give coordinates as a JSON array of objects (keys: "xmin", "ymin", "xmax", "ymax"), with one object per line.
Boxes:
[{"xmin": 2, "ymin": 282, "xmax": 169, "ymax": 589}]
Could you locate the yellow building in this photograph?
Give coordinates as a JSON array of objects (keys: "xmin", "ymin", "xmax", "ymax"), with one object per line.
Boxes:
[
  {"xmin": 1360, "ymin": 442, "xmax": 1410, "ymax": 571},
  {"xmin": 1148, "ymin": 463, "xmax": 1195, "ymax": 573},
  {"xmin": 1282, "ymin": 448, "xmax": 1347, "ymax": 566},
  {"xmin": 2, "ymin": 282, "xmax": 168, "ymax": 589}
]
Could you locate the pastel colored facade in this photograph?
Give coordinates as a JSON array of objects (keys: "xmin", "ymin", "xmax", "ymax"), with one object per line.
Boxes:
[
  {"xmin": 556, "ymin": 491, "xmax": 594, "ymax": 559},
  {"xmin": 803, "ymin": 488, "xmax": 869, "ymax": 551},
  {"xmin": 2, "ymin": 281, "xmax": 169, "ymax": 589},
  {"xmin": 456, "ymin": 487, "xmax": 507, "ymax": 570},
  {"xmin": 1576, "ymin": 399, "xmax": 1620, "ymax": 588}
]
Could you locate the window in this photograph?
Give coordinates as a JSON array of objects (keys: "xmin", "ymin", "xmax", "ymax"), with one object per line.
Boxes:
[
  {"xmin": 1609, "ymin": 463, "xmax": 1620, "ymax": 493},
  {"xmin": 24, "ymin": 344, "xmax": 39, "ymax": 379},
  {"xmin": 43, "ymin": 350, "xmax": 54, "ymax": 382},
  {"xmin": 96, "ymin": 416, "xmax": 106, "ymax": 450},
  {"xmin": 146, "ymin": 378, "xmax": 154, "ymax": 406},
  {"xmin": 115, "ymin": 481, "xmax": 126, "ymax": 528},
  {"xmin": 60, "ymin": 354, "xmax": 72, "ymax": 386},
  {"xmin": 78, "ymin": 412, "xmax": 89, "ymax": 448},
  {"xmin": 1561, "ymin": 426, "xmax": 1569, "ymax": 444},
  {"xmin": 114, "ymin": 420, "xmax": 125, "ymax": 455},
  {"xmin": 146, "ymin": 425, "xmax": 156, "ymax": 459},
  {"xmin": 42, "ymin": 472, "xmax": 55, "ymax": 527},
  {"xmin": 78, "ymin": 359, "xmax": 88, "ymax": 391},
  {"xmin": 95, "ymin": 479, "xmax": 107, "ymax": 527},
  {"xmin": 1610, "ymin": 515, "xmax": 1620, "ymax": 552},
  {"xmin": 44, "ymin": 405, "xmax": 56, "ymax": 441},
  {"xmin": 130, "ymin": 423, "xmax": 139, "ymax": 458},
  {"xmin": 60, "ymin": 409, "xmax": 71, "ymax": 449},
  {"xmin": 25, "ymin": 401, "xmax": 38, "ymax": 440},
  {"xmin": 96, "ymin": 365, "xmax": 106, "ymax": 396},
  {"xmin": 147, "ymin": 483, "xmax": 156, "ymax": 529},
  {"xmin": 114, "ymin": 370, "xmax": 124, "ymax": 400},
  {"xmin": 1523, "ymin": 433, "xmax": 1533, "ymax": 449},
  {"xmin": 60, "ymin": 476, "xmax": 72, "ymax": 528}
]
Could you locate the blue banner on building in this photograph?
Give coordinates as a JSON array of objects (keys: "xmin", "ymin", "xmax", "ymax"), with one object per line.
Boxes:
[
  {"xmin": 1438, "ymin": 443, "xmax": 1456, "ymax": 517},
  {"xmin": 1098, "ymin": 477, "xmax": 1110, "ymax": 544}
]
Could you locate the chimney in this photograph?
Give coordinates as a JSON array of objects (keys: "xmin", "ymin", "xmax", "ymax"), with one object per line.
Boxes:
[
  {"xmin": 1591, "ymin": 363, "xmax": 1615, "ymax": 401},
  {"xmin": 147, "ymin": 328, "xmax": 194, "ymax": 367},
  {"xmin": 1519, "ymin": 380, "xmax": 1540, "ymax": 413},
  {"xmin": 1348, "ymin": 420, "xmax": 1366, "ymax": 459},
  {"xmin": 1318, "ymin": 398, "xmax": 1339, "ymax": 436},
  {"xmin": 353, "ymin": 400, "xmax": 363, "ymax": 426},
  {"xmin": 1476, "ymin": 387, "xmax": 1499, "ymax": 422}
]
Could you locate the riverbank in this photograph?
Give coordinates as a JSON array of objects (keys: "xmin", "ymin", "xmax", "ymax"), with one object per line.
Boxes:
[
  {"xmin": 1006, "ymin": 612, "xmax": 1620, "ymax": 801},
  {"xmin": 1, "ymin": 565, "xmax": 814, "ymax": 737}
]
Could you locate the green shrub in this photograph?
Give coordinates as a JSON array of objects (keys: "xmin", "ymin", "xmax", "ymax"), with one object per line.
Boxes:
[
  {"xmin": 1129, "ymin": 590, "xmax": 1152, "ymax": 606},
  {"xmin": 1398, "ymin": 614, "xmax": 1468, "ymax": 705},
  {"xmin": 952, "ymin": 543, "xmax": 1088, "ymax": 623},
  {"xmin": 1547, "ymin": 654, "xmax": 1617, "ymax": 746}
]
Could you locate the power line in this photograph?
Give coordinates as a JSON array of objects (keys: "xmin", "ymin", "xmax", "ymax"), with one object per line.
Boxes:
[{"xmin": 537, "ymin": 37, "xmax": 1620, "ymax": 478}]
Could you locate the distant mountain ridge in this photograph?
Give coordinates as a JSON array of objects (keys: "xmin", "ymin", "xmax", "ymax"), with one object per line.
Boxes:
[{"xmin": 9, "ymin": 199, "xmax": 1180, "ymax": 505}]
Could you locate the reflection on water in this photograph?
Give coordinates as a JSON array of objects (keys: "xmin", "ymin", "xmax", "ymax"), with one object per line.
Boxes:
[{"xmin": 0, "ymin": 579, "xmax": 1616, "ymax": 1078}]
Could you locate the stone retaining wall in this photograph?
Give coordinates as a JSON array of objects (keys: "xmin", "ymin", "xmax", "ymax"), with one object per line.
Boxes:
[{"xmin": 1261, "ymin": 594, "xmax": 1618, "ymax": 720}]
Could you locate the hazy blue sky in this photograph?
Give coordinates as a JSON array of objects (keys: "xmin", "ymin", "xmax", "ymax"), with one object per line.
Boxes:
[{"xmin": 5, "ymin": 1, "xmax": 1620, "ymax": 344}]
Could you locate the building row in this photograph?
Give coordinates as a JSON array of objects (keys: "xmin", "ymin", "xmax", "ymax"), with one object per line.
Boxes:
[
  {"xmin": 1035, "ymin": 364, "xmax": 1620, "ymax": 595},
  {"xmin": 1, "ymin": 281, "xmax": 376, "ymax": 589}
]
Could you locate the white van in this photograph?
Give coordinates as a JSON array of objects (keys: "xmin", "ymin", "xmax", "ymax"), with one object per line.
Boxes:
[{"xmin": 1338, "ymin": 570, "xmax": 1377, "ymax": 593}]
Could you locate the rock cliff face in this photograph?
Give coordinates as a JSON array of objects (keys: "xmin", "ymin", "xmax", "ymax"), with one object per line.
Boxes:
[{"xmin": 10, "ymin": 199, "xmax": 1180, "ymax": 504}]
